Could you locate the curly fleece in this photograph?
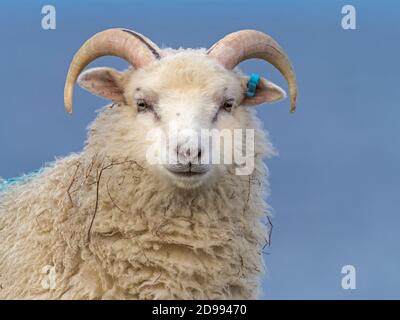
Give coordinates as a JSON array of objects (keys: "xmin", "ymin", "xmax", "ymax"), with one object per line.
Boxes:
[{"xmin": 0, "ymin": 53, "xmax": 275, "ymax": 300}]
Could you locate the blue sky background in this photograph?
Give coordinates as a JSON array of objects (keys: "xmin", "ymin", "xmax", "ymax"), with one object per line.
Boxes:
[{"xmin": 0, "ymin": 0, "xmax": 399, "ymax": 299}]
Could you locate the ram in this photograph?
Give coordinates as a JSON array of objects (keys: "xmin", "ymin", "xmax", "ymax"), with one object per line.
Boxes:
[{"xmin": 0, "ymin": 29, "xmax": 297, "ymax": 299}]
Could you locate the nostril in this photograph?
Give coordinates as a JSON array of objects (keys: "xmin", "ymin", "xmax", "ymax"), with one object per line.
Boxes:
[{"xmin": 176, "ymin": 145, "xmax": 202, "ymax": 161}]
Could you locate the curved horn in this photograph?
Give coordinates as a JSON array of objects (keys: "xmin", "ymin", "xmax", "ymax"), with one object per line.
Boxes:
[
  {"xmin": 64, "ymin": 28, "xmax": 161, "ymax": 113},
  {"xmin": 208, "ymin": 30, "xmax": 298, "ymax": 113}
]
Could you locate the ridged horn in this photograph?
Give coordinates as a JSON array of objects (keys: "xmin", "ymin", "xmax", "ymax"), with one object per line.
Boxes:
[
  {"xmin": 208, "ymin": 29, "xmax": 298, "ymax": 112},
  {"xmin": 64, "ymin": 28, "xmax": 160, "ymax": 113}
]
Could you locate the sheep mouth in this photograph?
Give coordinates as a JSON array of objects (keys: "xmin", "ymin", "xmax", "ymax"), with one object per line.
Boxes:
[
  {"xmin": 169, "ymin": 171, "xmax": 205, "ymax": 178},
  {"xmin": 164, "ymin": 164, "xmax": 209, "ymax": 178}
]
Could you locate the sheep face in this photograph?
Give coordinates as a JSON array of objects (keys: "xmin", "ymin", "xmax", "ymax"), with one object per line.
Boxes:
[{"xmin": 79, "ymin": 50, "xmax": 286, "ymax": 189}]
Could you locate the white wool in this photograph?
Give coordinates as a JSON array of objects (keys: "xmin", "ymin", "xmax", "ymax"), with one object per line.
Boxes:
[{"xmin": 0, "ymin": 49, "xmax": 278, "ymax": 299}]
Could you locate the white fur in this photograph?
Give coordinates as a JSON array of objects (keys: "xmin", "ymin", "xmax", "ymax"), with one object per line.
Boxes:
[{"xmin": 0, "ymin": 49, "xmax": 282, "ymax": 299}]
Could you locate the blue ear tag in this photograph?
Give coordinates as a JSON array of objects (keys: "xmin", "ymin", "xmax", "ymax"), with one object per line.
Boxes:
[{"xmin": 246, "ymin": 73, "xmax": 261, "ymax": 97}]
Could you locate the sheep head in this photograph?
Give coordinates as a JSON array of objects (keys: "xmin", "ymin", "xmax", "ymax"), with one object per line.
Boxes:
[{"xmin": 64, "ymin": 29, "xmax": 297, "ymax": 188}]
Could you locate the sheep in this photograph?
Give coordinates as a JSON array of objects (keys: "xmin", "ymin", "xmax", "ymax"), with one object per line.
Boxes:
[{"xmin": 0, "ymin": 29, "xmax": 297, "ymax": 299}]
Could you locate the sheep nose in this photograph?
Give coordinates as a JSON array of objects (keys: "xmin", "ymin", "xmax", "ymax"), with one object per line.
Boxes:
[{"xmin": 176, "ymin": 144, "xmax": 202, "ymax": 165}]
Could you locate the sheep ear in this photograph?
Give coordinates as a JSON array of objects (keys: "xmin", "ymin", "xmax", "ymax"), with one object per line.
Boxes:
[
  {"xmin": 241, "ymin": 77, "xmax": 287, "ymax": 106},
  {"xmin": 78, "ymin": 67, "xmax": 126, "ymax": 102}
]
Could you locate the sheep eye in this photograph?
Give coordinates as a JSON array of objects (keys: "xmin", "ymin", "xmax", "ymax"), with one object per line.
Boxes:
[
  {"xmin": 136, "ymin": 99, "xmax": 151, "ymax": 112},
  {"xmin": 221, "ymin": 100, "xmax": 234, "ymax": 112}
]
